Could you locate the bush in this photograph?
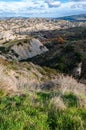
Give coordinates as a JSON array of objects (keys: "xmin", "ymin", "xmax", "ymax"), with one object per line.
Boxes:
[
  {"xmin": 64, "ymin": 45, "xmax": 74, "ymax": 53},
  {"xmin": 74, "ymin": 52, "xmax": 83, "ymax": 62}
]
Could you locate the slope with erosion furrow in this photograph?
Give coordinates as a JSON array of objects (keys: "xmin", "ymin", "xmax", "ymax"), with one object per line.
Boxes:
[{"xmin": 0, "ymin": 38, "xmax": 48, "ymax": 61}]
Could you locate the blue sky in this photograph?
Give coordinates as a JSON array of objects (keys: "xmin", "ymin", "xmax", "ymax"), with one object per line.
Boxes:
[{"xmin": 0, "ymin": 0, "xmax": 86, "ymax": 17}]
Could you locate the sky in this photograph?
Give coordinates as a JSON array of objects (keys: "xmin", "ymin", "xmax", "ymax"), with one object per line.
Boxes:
[{"xmin": 0, "ymin": 0, "xmax": 86, "ymax": 17}]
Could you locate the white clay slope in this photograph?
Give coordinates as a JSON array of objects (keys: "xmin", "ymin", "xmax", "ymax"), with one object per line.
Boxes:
[{"xmin": 11, "ymin": 38, "xmax": 48, "ymax": 60}]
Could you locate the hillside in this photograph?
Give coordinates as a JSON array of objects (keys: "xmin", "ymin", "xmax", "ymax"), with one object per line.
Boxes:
[
  {"xmin": 27, "ymin": 27, "xmax": 86, "ymax": 81},
  {"xmin": 0, "ymin": 38, "xmax": 48, "ymax": 60},
  {"xmin": 0, "ymin": 18, "xmax": 86, "ymax": 130},
  {"xmin": 0, "ymin": 58, "xmax": 86, "ymax": 130},
  {"xmin": 0, "ymin": 58, "xmax": 85, "ymax": 94}
]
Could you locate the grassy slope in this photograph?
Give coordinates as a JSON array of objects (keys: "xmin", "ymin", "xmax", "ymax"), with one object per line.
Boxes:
[
  {"xmin": 0, "ymin": 58, "xmax": 58, "ymax": 93},
  {"xmin": 0, "ymin": 27, "xmax": 86, "ymax": 129},
  {"xmin": 0, "ymin": 59, "xmax": 86, "ymax": 130},
  {"xmin": 0, "ymin": 90, "xmax": 86, "ymax": 130}
]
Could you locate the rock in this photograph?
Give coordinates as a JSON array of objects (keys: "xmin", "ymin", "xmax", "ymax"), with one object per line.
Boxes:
[
  {"xmin": 72, "ymin": 63, "xmax": 82, "ymax": 78},
  {"xmin": 10, "ymin": 38, "xmax": 48, "ymax": 60}
]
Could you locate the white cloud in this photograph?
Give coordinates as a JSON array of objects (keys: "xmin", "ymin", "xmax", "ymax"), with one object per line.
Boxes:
[
  {"xmin": 0, "ymin": 0, "xmax": 86, "ymax": 17},
  {"xmin": 70, "ymin": 0, "xmax": 86, "ymax": 1},
  {"xmin": 61, "ymin": 1, "xmax": 86, "ymax": 9},
  {"xmin": 45, "ymin": 0, "xmax": 61, "ymax": 7}
]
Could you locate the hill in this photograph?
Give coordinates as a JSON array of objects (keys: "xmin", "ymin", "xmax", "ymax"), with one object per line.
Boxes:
[
  {"xmin": 0, "ymin": 58, "xmax": 86, "ymax": 130},
  {"xmin": 57, "ymin": 14, "xmax": 86, "ymax": 22},
  {"xmin": 0, "ymin": 18, "xmax": 86, "ymax": 130}
]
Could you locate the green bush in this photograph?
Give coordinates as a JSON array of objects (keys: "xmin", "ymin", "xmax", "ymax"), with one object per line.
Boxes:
[
  {"xmin": 64, "ymin": 45, "xmax": 74, "ymax": 53},
  {"xmin": 74, "ymin": 52, "xmax": 83, "ymax": 62}
]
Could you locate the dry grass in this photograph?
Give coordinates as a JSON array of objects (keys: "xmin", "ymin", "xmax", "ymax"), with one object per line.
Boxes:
[
  {"xmin": 0, "ymin": 58, "xmax": 86, "ymax": 105},
  {"xmin": 0, "ymin": 58, "xmax": 52, "ymax": 94},
  {"xmin": 50, "ymin": 97, "xmax": 66, "ymax": 110},
  {"xmin": 0, "ymin": 65, "xmax": 17, "ymax": 93}
]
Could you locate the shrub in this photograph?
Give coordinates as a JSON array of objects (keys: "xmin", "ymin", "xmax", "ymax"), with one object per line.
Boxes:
[
  {"xmin": 74, "ymin": 52, "xmax": 83, "ymax": 62},
  {"xmin": 64, "ymin": 45, "xmax": 74, "ymax": 53}
]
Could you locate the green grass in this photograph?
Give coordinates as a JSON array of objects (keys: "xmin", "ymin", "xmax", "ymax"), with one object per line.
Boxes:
[
  {"xmin": 0, "ymin": 90, "xmax": 86, "ymax": 130},
  {"xmin": 62, "ymin": 93, "xmax": 79, "ymax": 107}
]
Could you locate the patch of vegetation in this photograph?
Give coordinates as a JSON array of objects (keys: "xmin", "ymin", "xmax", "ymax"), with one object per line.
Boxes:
[
  {"xmin": 62, "ymin": 93, "xmax": 79, "ymax": 107},
  {"xmin": 74, "ymin": 52, "xmax": 83, "ymax": 62},
  {"xmin": 64, "ymin": 45, "xmax": 74, "ymax": 53},
  {"xmin": 0, "ymin": 47, "xmax": 7, "ymax": 53},
  {"xmin": 0, "ymin": 90, "xmax": 86, "ymax": 130},
  {"xmin": 3, "ymin": 38, "xmax": 32, "ymax": 49},
  {"xmin": 48, "ymin": 107, "xmax": 86, "ymax": 130}
]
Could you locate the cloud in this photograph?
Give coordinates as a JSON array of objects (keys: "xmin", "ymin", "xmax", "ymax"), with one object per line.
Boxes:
[
  {"xmin": 0, "ymin": 0, "xmax": 86, "ymax": 17},
  {"xmin": 60, "ymin": 1, "xmax": 86, "ymax": 9},
  {"xmin": 45, "ymin": 0, "xmax": 61, "ymax": 7},
  {"xmin": 71, "ymin": 3, "xmax": 86, "ymax": 9},
  {"xmin": 70, "ymin": 0, "xmax": 86, "ymax": 1},
  {"xmin": 68, "ymin": 1, "xmax": 86, "ymax": 9}
]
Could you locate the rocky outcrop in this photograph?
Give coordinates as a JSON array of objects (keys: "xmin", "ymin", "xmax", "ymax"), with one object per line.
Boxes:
[
  {"xmin": 72, "ymin": 63, "xmax": 82, "ymax": 78},
  {"xmin": 10, "ymin": 38, "xmax": 48, "ymax": 60}
]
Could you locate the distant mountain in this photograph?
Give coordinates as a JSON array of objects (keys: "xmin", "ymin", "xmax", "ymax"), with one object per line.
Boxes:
[{"xmin": 57, "ymin": 14, "xmax": 86, "ymax": 22}]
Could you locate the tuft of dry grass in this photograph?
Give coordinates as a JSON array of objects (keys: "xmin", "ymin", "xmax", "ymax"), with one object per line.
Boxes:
[
  {"xmin": 51, "ymin": 74, "xmax": 86, "ymax": 96},
  {"xmin": 50, "ymin": 97, "xmax": 66, "ymax": 110}
]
